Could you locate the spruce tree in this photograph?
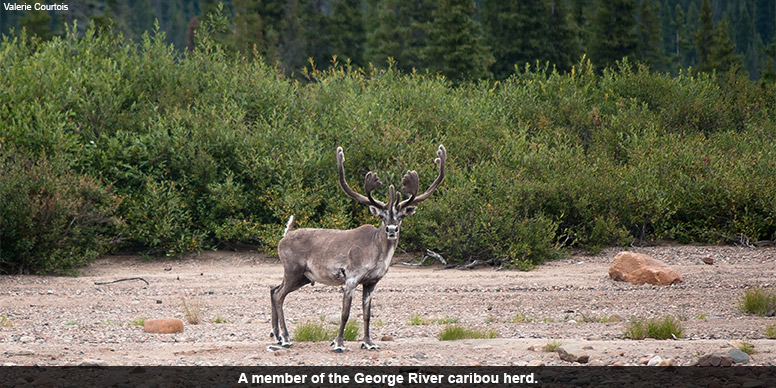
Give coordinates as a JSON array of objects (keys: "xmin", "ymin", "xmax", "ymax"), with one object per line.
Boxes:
[
  {"xmin": 707, "ymin": 17, "xmax": 743, "ymax": 73},
  {"xmin": 635, "ymin": 0, "xmax": 665, "ymax": 70},
  {"xmin": 481, "ymin": 0, "xmax": 549, "ymax": 80},
  {"xmin": 425, "ymin": 0, "xmax": 494, "ymax": 82},
  {"xmin": 693, "ymin": 0, "xmax": 715, "ymax": 73},
  {"xmin": 326, "ymin": 0, "xmax": 366, "ymax": 67},
  {"xmin": 547, "ymin": 0, "xmax": 581, "ymax": 73},
  {"xmin": 365, "ymin": 0, "xmax": 435, "ymax": 72},
  {"xmin": 19, "ymin": 8, "xmax": 53, "ymax": 41},
  {"xmin": 589, "ymin": 0, "xmax": 639, "ymax": 70}
]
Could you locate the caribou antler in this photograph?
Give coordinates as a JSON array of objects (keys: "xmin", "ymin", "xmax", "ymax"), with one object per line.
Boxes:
[
  {"xmin": 337, "ymin": 147, "xmax": 386, "ymax": 209},
  {"xmin": 399, "ymin": 145, "xmax": 446, "ymax": 209}
]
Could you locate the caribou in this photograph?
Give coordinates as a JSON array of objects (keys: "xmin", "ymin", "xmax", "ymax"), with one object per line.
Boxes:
[{"xmin": 270, "ymin": 145, "xmax": 446, "ymax": 352}]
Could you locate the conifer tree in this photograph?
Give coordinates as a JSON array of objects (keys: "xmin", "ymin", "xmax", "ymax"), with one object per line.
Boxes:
[
  {"xmin": 589, "ymin": 0, "xmax": 638, "ymax": 70},
  {"xmin": 546, "ymin": 0, "xmax": 581, "ymax": 73},
  {"xmin": 693, "ymin": 0, "xmax": 715, "ymax": 72},
  {"xmin": 326, "ymin": 0, "xmax": 366, "ymax": 67},
  {"xmin": 425, "ymin": 0, "xmax": 494, "ymax": 82},
  {"xmin": 19, "ymin": 7, "xmax": 53, "ymax": 41},
  {"xmin": 481, "ymin": 0, "xmax": 548, "ymax": 79},
  {"xmin": 635, "ymin": 0, "xmax": 665, "ymax": 70},
  {"xmin": 365, "ymin": 0, "xmax": 435, "ymax": 72}
]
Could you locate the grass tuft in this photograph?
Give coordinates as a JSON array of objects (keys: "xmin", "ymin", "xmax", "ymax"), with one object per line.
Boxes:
[
  {"xmin": 739, "ymin": 287, "xmax": 776, "ymax": 316},
  {"xmin": 766, "ymin": 324, "xmax": 776, "ymax": 339},
  {"xmin": 543, "ymin": 340, "xmax": 563, "ymax": 352},
  {"xmin": 624, "ymin": 316, "xmax": 684, "ymax": 340},
  {"xmin": 735, "ymin": 341, "xmax": 756, "ymax": 355},
  {"xmin": 409, "ymin": 315, "xmax": 430, "ymax": 325},
  {"xmin": 131, "ymin": 317, "xmax": 147, "ymax": 326},
  {"xmin": 181, "ymin": 297, "xmax": 202, "ymax": 325},
  {"xmin": 438, "ymin": 324, "xmax": 498, "ymax": 341},
  {"xmin": 1, "ymin": 316, "xmax": 13, "ymax": 328},
  {"xmin": 293, "ymin": 320, "xmax": 359, "ymax": 342}
]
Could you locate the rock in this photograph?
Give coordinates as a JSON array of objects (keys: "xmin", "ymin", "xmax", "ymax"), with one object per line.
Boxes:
[
  {"xmin": 588, "ymin": 359, "xmax": 604, "ymax": 366},
  {"xmin": 143, "ymin": 318, "xmax": 184, "ymax": 334},
  {"xmin": 380, "ymin": 335, "xmax": 394, "ymax": 342},
  {"xmin": 412, "ymin": 352, "xmax": 427, "ymax": 360},
  {"xmin": 701, "ymin": 257, "xmax": 714, "ymax": 265},
  {"xmin": 729, "ymin": 348, "xmax": 751, "ymax": 364},
  {"xmin": 647, "ymin": 356, "xmax": 663, "ymax": 366},
  {"xmin": 527, "ymin": 360, "xmax": 545, "ymax": 366},
  {"xmin": 608, "ymin": 251, "xmax": 683, "ymax": 286},
  {"xmin": 78, "ymin": 359, "xmax": 108, "ymax": 366},
  {"xmin": 19, "ymin": 336, "xmax": 35, "ymax": 343},
  {"xmin": 695, "ymin": 352, "xmax": 734, "ymax": 366},
  {"xmin": 658, "ymin": 358, "xmax": 675, "ymax": 366},
  {"xmin": 557, "ymin": 345, "xmax": 589, "ymax": 364}
]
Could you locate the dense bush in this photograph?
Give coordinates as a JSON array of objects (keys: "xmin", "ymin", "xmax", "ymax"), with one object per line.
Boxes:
[{"xmin": 1, "ymin": 27, "xmax": 775, "ymax": 273}]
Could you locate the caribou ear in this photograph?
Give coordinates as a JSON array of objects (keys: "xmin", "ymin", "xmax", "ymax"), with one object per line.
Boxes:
[
  {"xmin": 369, "ymin": 206, "xmax": 382, "ymax": 217},
  {"xmin": 402, "ymin": 206, "xmax": 417, "ymax": 217}
]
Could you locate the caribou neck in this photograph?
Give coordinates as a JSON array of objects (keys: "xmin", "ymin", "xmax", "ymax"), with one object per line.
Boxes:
[{"xmin": 374, "ymin": 222, "xmax": 398, "ymax": 264}]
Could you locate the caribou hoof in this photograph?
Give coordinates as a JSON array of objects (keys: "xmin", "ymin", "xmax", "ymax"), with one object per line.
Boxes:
[
  {"xmin": 332, "ymin": 346, "xmax": 349, "ymax": 353},
  {"xmin": 360, "ymin": 342, "xmax": 380, "ymax": 350},
  {"xmin": 281, "ymin": 342, "xmax": 292, "ymax": 348}
]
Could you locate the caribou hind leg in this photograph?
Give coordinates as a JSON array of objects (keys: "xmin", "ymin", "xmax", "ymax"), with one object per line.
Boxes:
[{"xmin": 270, "ymin": 273, "xmax": 310, "ymax": 347}]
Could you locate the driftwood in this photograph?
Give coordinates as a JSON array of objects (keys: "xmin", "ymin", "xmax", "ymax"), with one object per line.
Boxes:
[{"xmin": 94, "ymin": 277, "xmax": 149, "ymax": 286}]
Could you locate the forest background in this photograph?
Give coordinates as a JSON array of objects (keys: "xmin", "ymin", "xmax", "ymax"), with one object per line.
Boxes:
[{"xmin": 1, "ymin": 0, "xmax": 775, "ymax": 274}]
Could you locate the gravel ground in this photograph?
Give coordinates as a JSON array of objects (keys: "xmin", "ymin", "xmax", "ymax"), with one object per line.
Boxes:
[{"xmin": 2, "ymin": 245, "xmax": 776, "ymax": 366}]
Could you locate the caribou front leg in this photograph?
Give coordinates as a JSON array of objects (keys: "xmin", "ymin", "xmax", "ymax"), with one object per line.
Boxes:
[
  {"xmin": 360, "ymin": 282, "xmax": 380, "ymax": 350},
  {"xmin": 333, "ymin": 281, "xmax": 357, "ymax": 352}
]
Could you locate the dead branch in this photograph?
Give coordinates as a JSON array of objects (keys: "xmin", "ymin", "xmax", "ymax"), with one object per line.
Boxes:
[{"xmin": 94, "ymin": 277, "xmax": 149, "ymax": 286}]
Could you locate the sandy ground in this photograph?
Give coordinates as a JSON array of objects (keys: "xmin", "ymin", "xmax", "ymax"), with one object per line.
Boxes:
[{"xmin": 2, "ymin": 245, "xmax": 776, "ymax": 366}]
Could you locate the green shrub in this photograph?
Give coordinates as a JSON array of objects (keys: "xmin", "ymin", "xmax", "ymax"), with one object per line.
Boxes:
[
  {"xmin": 2, "ymin": 25, "xmax": 776, "ymax": 272},
  {"xmin": 438, "ymin": 324, "xmax": 498, "ymax": 341},
  {"xmin": 624, "ymin": 316, "xmax": 684, "ymax": 340},
  {"xmin": 739, "ymin": 287, "xmax": 776, "ymax": 316},
  {"xmin": 0, "ymin": 147, "xmax": 120, "ymax": 274}
]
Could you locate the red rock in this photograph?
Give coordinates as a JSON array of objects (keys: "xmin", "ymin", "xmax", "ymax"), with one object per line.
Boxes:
[
  {"xmin": 608, "ymin": 252, "xmax": 682, "ymax": 286},
  {"xmin": 143, "ymin": 318, "xmax": 184, "ymax": 334}
]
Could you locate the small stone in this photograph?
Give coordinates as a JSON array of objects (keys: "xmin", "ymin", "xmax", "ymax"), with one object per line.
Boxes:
[
  {"xmin": 380, "ymin": 335, "xmax": 394, "ymax": 342},
  {"xmin": 527, "ymin": 360, "xmax": 545, "ymax": 366},
  {"xmin": 638, "ymin": 356, "xmax": 652, "ymax": 365},
  {"xmin": 19, "ymin": 336, "xmax": 34, "ymax": 343},
  {"xmin": 412, "ymin": 352, "xmax": 427, "ymax": 360},
  {"xmin": 701, "ymin": 257, "xmax": 714, "ymax": 265},
  {"xmin": 143, "ymin": 318, "xmax": 184, "ymax": 334},
  {"xmin": 557, "ymin": 345, "xmax": 589, "ymax": 364},
  {"xmin": 729, "ymin": 348, "xmax": 751, "ymax": 364},
  {"xmin": 588, "ymin": 359, "xmax": 604, "ymax": 366},
  {"xmin": 658, "ymin": 358, "xmax": 675, "ymax": 366},
  {"xmin": 78, "ymin": 359, "xmax": 108, "ymax": 366},
  {"xmin": 647, "ymin": 356, "xmax": 663, "ymax": 366}
]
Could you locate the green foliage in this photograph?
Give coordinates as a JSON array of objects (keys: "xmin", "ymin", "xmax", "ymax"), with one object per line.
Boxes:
[
  {"xmin": 765, "ymin": 324, "xmax": 776, "ymax": 339},
  {"xmin": 739, "ymin": 287, "xmax": 776, "ymax": 316},
  {"xmin": 2, "ymin": 26, "xmax": 776, "ymax": 274},
  {"xmin": 0, "ymin": 146, "xmax": 120, "ymax": 274},
  {"xmin": 624, "ymin": 316, "xmax": 684, "ymax": 340},
  {"xmin": 438, "ymin": 324, "xmax": 498, "ymax": 341}
]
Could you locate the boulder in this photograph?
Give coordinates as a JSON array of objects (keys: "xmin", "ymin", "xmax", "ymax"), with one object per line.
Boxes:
[
  {"xmin": 609, "ymin": 252, "xmax": 682, "ymax": 286},
  {"xmin": 557, "ymin": 345, "xmax": 589, "ymax": 364},
  {"xmin": 143, "ymin": 318, "xmax": 184, "ymax": 334}
]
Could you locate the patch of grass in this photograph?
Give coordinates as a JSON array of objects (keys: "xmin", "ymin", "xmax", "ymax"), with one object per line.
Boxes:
[
  {"xmin": 511, "ymin": 311, "xmax": 535, "ymax": 323},
  {"xmin": 739, "ymin": 287, "xmax": 776, "ymax": 316},
  {"xmin": 543, "ymin": 340, "xmax": 563, "ymax": 352},
  {"xmin": 1, "ymin": 316, "xmax": 13, "ymax": 328},
  {"xmin": 438, "ymin": 324, "xmax": 498, "ymax": 341},
  {"xmin": 131, "ymin": 317, "xmax": 147, "ymax": 326},
  {"xmin": 343, "ymin": 320, "xmax": 359, "ymax": 341},
  {"xmin": 409, "ymin": 315, "xmax": 430, "ymax": 326},
  {"xmin": 213, "ymin": 316, "xmax": 228, "ymax": 324},
  {"xmin": 436, "ymin": 317, "xmax": 460, "ymax": 324},
  {"xmin": 293, "ymin": 320, "xmax": 359, "ymax": 342},
  {"xmin": 765, "ymin": 324, "xmax": 776, "ymax": 339},
  {"xmin": 294, "ymin": 321, "xmax": 334, "ymax": 342},
  {"xmin": 373, "ymin": 319, "xmax": 386, "ymax": 326},
  {"xmin": 735, "ymin": 341, "xmax": 756, "ymax": 355},
  {"xmin": 182, "ymin": 297, "xmax": 202, "ymax": 325},
  {"xmin": 624, "ymin": 316, "xmax": 684, "ymax": 340},
  {"xmin": 65, "ymin": 321, "xmax": 80, "ymax": 326}
]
